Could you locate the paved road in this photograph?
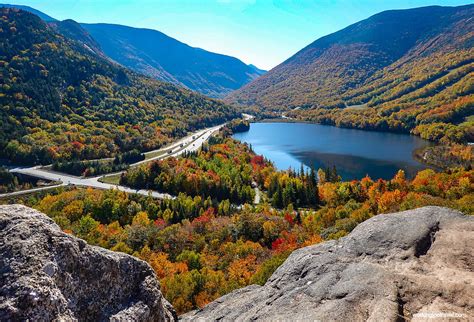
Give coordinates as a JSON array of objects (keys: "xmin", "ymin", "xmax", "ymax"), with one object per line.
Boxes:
[
  {"xmin": 0, "ymin": 171, "xmax": 175, "ymax": 199},
  {"xmin": 1, "ymin": 123, "xmax": 225, "ymax": 199},
  {"xmin": 0, "ymin": 183, "xmax": 67, "ymax": 198},
  {"xmin": 139, "ymin": 125, "xmax": 221, "ymax": 164}
]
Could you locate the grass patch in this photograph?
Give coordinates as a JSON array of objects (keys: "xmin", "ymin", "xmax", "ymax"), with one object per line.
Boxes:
[
  {"xmin": 144, "ymin": 149, "xmax": 167, "ymax": 160},
  {"xmin": 99, "ymin": 173, "xmax": 122, "ymax": 185}
]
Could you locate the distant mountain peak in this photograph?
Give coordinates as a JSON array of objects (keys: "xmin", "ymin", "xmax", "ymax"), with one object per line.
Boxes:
[
  {"xmin": 1, "ymin": 3, "xmax": 265, "ymax": 98},
  {"xmin": 0, "ymin": 3, "xmax": 57, "ymax": 22},
  {"xmin": 227, "ymin": 4, "xmax": 474, "ymax": 112},
  {"xmin": 80, "ymin": 22, "xmax": 265, "ymax": 97},
  {"xmin": 248, "ymin": 64, "xmax": 266, "ymax": 75},
  {"xmin": 49, "ymin": 19, "xmax": 106, "ymax": 58}
]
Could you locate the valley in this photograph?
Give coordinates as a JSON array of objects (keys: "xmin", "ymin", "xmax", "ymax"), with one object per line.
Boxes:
[
  {"xmin": 230, "ymin": 5, "xmax": 473, "ymax": 146},
  {"xmin": 1, "ymin": 123, "xmax": 225, "ymax": 199},
  {"xmin": 0, "ymin": 3, "xmax": 265, "ymax": 98},
  {"xmin": 4, "ymin": 129, "xmax": 472, "ymax": 313},
  {"xmin": 233, "ymin": 122, "xmax": 431, "ymax": 180},
  {"xmin": 0, "ymin": 2, "xmax": 473, "ymax": 321}
]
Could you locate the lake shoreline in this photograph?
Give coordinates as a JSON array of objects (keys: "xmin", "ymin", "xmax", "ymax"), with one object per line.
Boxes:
[
  {"xmin": 254, "ymin": 117, "xmax": 424, "ymax": 138},
  {"xmin": 233, "ymin": 121, "xmax": 431, "ymax": 181},
  {"xmin": 251, "ymin": 117, "xmax": 441, "ymax": 171}
]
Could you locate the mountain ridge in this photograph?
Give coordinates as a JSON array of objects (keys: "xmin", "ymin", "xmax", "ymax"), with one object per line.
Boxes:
[
  {"xmin": 0, "ymin": 8, "xmax": 238, "ymax": 164},
  {"xmin": 228, "ymin": 4, "xmax": 473, "ymax": 110},
  {"xmin": 226, "ymin": 5, "xmax": 473, "ymax": 144},
  {"xmin": 49, "ymin": 19, "xmax": 106, "ymax": 58},
  {"xmin": 0, "ymin": 3, "xmax": 56, "ymax": 22},
  {"xmin": 0, "ymin": 3, "xmax": 265, "ymax": 98},
  {"xmin": 80, "ymin": 22, "xmax": 265, "ymax": 98}
]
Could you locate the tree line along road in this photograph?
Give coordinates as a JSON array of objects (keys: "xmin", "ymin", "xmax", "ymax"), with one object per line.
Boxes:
[{"xmin": 0, "ymin": 123, "xmax": 225, "ymax": 200}]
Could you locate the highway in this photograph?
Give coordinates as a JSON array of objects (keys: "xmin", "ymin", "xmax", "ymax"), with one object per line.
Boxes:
[{"xmin": 1, "ymin": 123, "xmax": 225, "ymax": 199}]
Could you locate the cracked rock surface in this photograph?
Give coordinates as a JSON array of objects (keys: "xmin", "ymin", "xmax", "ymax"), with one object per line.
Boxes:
[
  {"xmin": 182, "ymin": 206, "xmax": 473, "ymax": 321},
  {"xmin": 0, "ymin": 204, "xmax": 177, "ymax": 321}
]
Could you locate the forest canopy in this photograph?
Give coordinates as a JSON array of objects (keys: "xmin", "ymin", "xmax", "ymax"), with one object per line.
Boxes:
[
  {"xmin": 0, "ymin": 8, "xmax": 238, "ymax": 165},
  {"xmin": 229, "ymin": 5, "xmax": 474, "ymax": 143},
  {"xmin": 4, "ymin": 165, "xmax": 472, "ymax": 313}
]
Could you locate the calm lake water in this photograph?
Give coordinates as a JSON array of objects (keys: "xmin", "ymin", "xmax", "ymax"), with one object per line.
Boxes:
[{"xmin": 233, "ymin": 122, "xmax": 431, "ymax": 180}]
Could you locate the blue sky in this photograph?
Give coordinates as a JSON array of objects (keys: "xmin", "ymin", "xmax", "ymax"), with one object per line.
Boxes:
[{"xmin": 4, "ymin": 0, "xmax": 473, "ymax": 69}]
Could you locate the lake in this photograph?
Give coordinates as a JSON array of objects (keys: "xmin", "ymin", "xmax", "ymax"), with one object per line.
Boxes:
[{"xmin": 233, "ymin": 122, "xmax": 431, "ymax": 180}]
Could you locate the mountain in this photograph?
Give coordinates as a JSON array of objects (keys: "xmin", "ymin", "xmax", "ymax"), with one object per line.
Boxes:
[
  {"xmin": 49, "ymin": 19, "xmax": 105, "ymax": 58},
  {"xmin": 184, "ymin": 206, "xmax": 474, "ymax": 321},
  {"xmin": 0, "ymin": 3, "xmax": 56, "ymax": 22},
  {"xmin": 248, "ymin": 64, "xmax": 266, "ymax": 75},
  {"xmin": 228, "ymin": 5, "xmax": 473, "ymax": 140},
  {"xmin": 1, "ymin": 4, "xmax": 105, "ymax": 57},
  {"xmin": 0, "ymin": 8, "xmax": 238, "ymax": 164},
  {"xmin": 80, "ymin": 23, "xmax": 265, "ymax": 98},
  {"xmin": 0, "ymin": 3, "xmax": 265, "ymax": 98}
]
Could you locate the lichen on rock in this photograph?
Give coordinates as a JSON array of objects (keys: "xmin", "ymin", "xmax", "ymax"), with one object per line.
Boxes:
[{"xmin": 0, "ymin": 204, "xmax": 177, "ymax": 321}]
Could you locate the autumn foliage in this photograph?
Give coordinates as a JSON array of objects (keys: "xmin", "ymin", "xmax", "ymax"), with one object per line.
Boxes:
[{"xmin": 4, "ymin": 163, "xmax": 471, "ymax": 314}]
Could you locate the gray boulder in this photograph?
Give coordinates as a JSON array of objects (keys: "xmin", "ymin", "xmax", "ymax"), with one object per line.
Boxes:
[
  {"xmin": 0, "ymin": 204, "xmax": 177, "ymax": 321},
  {"xmin": 182, "ymin": 206, "xmax": 473, "ymax": 321}
]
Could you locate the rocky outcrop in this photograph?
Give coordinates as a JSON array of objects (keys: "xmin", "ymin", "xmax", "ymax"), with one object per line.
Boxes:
[
  {"xmin": 2, "ymin": 204, "xmax": 472, "ymax": 321},
  {"xmin": 0, "ymin": 204, "xmax": 177, "ymax": 321},
  {"xmin": 183, "ymin": 206, "xmax": 474, "ymax": 321}
]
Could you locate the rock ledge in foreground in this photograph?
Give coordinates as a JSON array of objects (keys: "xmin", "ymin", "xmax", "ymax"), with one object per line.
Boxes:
[
  {"xmin": 0, "ymin": 204, "xmax": 177, "ymax": 321},
  {"xmin": 182, "ymin": 206, "xmax": 473, "ymax": 321}
]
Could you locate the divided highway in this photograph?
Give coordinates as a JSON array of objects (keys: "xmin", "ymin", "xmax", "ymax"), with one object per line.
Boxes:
[{"xmin": 1, "ymin": 123, "xmax": 225, "ymax": 199}]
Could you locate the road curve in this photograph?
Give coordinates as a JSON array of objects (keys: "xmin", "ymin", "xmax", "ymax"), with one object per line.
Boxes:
[{"xmin": 1, "ymin": 123, "xmax": 225, "ymax": 199}]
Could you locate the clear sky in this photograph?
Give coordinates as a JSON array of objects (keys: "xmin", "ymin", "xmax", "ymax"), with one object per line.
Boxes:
[{"xmin": 3, "ymin": 0, "xmax": 473, "ymax": 70}]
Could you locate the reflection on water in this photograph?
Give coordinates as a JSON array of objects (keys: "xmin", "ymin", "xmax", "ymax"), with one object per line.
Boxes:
[{"xmin": 233, "ymin": 122, "xmax": 431, "ymax": 180}]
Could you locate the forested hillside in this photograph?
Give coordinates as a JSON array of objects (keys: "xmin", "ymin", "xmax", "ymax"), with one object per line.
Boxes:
[
  {"xmin": 121, "ymin": 136, "xmax": 272, "ymax": 204},
  {"xmin": 4, "ymin": 131, "xmax": 472, "ymax": 313},
  {"xmin": 228, "ymin": 5, "xmax": 473, "ymax": 142},
  {"xmin": 49, "ymin": 19, "xmax": 105, "ymax": 58},
  {"xmin": 80, "ymin": 23, "xmax": 265, "ymax": 98},
  {"xmin": 1, "ymin": 4, "xmax": 265, "ymax": 98},
  {"xmin": 0, "ymin": 8, "xmax": 238, "ymax": 164},
  {"xmin": 0, "ymin": 3, "xmax": 56, "ymax": 22}
]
